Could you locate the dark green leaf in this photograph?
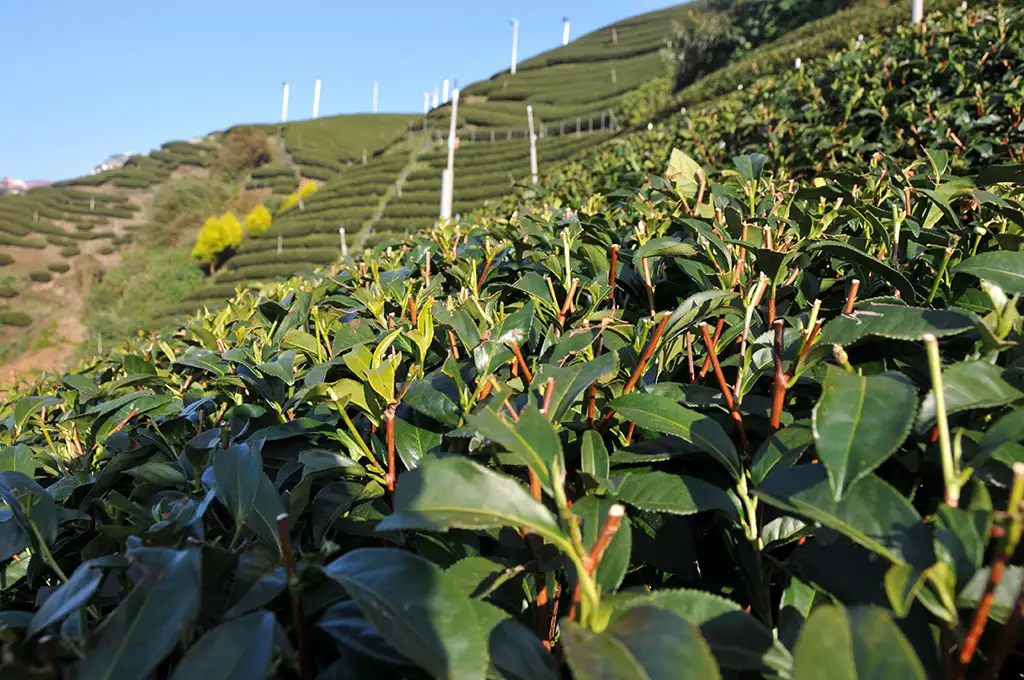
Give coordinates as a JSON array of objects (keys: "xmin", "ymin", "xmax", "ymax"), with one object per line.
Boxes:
[
  {"xmin": 213, "ymin": 443, "xmax": 262, "ymax": 525},
  {"xmin": 610, "ymin": 393, "xmax": 741, "ymax": 481},
  {"xmin": 324, "ymin": 548, "xmax": 487, "ymax": 680},
  {"xmin": 953, "ymin": 251, "xmax": 1024, "ymax": 294},
  {"xmin": 812, "ymin": 367, "xmax": 916, "ymax": 500},
  {"xmin": 916, "ymin": 361, "xmax": 1023, "ymax": 432},
  {"xmin": 616, "ymin": 471, "xmax": 738, "ymax": 519},
  {"xmin": 169, "ymin": 611, "xmax": 275, "ymax": 680},
  {"xmin": 467, "ymin": 405, "xmax": 563, "ymax": 494}
]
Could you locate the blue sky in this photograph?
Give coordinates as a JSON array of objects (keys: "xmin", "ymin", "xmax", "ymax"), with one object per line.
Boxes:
[{"xmin": 1, "ymin": 1, "xmax": 678, "ymax": 181}]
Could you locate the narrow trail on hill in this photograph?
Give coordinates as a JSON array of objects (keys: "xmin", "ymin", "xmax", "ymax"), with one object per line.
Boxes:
[{"xmin": 357, "ymin": 136, "xmax": 435, "ymax": 250}]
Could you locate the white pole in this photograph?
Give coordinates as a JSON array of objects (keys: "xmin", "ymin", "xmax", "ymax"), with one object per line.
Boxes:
[
  {"xmin": 562, "ymin": 17, "xmax": 570, "ymax": 46},
  {"xmin": 442, "ymin": 79, "xmax": 450, "ymax": 103},
  {"xmin": 527, "ymin": 105, "xmax": 538, "ymax": 185},
  {"xmin": 372, "ymin": 81, "xmax": 379, "ymax": 113},
  {"xmin": 277, "ymin": 234, "xmax": 283, "ymax": 254},
  {"xmin": 312, "ymin": 79, "xmax": 321, "ymax": 118},
  {"xmin": 281, "ymin": 82, "xmax": 290, "ymax": 122},
  {"xmin": 440, "ymin": 88, "xmax": 460, "ymax": 220},
  {"xmin": 612, "ymin": 27, "xmax": 618, "ymax": 44},
  {"xmin": 339, "ymin": 226, "xmax": 348, "ymax": 256},
  {"xmin": 433, "ymin": 88, "xmax": 439, "ymax": 108},
  {"xmin": 423, "ymin": 92, "xmax": 430, "ymax": 114},
  {"xmin": 510, "ymin": 19, "xmax": 520, "ymax": 75},
  {"xmin": 911, "ymin": 0, "xmax": 924, "ymax": 23}
]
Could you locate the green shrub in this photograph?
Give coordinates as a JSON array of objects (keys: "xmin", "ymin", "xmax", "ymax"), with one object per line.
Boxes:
[
  {"xmin": 28, "ymin": 270, "xmax": 51, "ymax": 283},
  {"xmin": 0, "ymin": 253, "xmax": 12, "ymax": 266},
  {"xmin": 47, "ymin": 262, "xmax": 70, "ymax": 273},
  {"xmin": 0, "ymin": 285, "xmax": 17, "ymax": 298},
  {"xmin": 0, "ymin": 311, "xmax": 31, "ymax": 327},
  {"xmin": 97, "ymin": 245, "xmax": 116, "ymax": 255},
  {"xmin": 60, "ymin": 245, "xmax": 80, "ymax": 257}
]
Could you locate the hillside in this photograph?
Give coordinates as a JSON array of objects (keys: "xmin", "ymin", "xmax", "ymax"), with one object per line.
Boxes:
[
  {"xmin": 0, "ymin": 3, "xmax": 1022, "ymax": 678},
  {"xmin": 0, "ymin": 0, "xmax": 986, "ymax": 388}
]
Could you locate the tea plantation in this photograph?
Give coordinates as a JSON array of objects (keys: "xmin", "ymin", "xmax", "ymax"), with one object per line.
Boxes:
[{"xmin": 2, "ymin": 1, "xmax": 1024, "ymax": 679}]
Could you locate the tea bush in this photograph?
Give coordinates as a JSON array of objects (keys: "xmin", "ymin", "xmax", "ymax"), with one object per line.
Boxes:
[
  {"xmin": 0, "ymin": 311, "xmax": 31, "ymax": 327},
  {"xmin": 0, "ymin": 254, "xmax": 13, "ymax": 266},
  {"xmin": 46, "ymin": 262, "xmax": 70, "ymax": 274},
  {"xmin": 27, "ymin": 270, "xmax": 51, "ymax": 283}
]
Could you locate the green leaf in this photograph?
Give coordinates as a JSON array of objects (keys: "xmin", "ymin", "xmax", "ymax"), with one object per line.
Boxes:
[
  {"xmin": 633, "ymin": 238, "xmax": 698, "ymax": 263},
  {"xmin": 751, "ymin": 423, "xmax": 813, "ymax": 486},
  {"xmin": 954, "ymin": 251, "xmax": 1024, "ymax": 294},
  {"xmin": 755, "ymin": 466, "xmax": 935, "ymax": 570},
  {"xmin": 29, "ymin": 558, "xmax": 106, "ymax": 637},
  {"xmin": 169, "ymin": 611, "xmax": 275, "ymax": 680},
  {"xmin": 378, "ymin": 455, "xmax": 569, "ymax": 553},
  {"xmin": 915, "ymin": 360, "xmax": 1023, "ymax": 432},
  {"xmin": 393, "ymin": 418, "xmax": 442, "ymax": 470},
  {"xmin": 732, "ymin": 153, "xmax": 768, "ymax": 185},
  {"xmin": 562, "ymin": 605, "xmax": 721, "ymax": 680},
  {"xmin": 610, "ymin": 393, "xmax": 741, "ymax": 481},
  {"xmin": 248, "ymin": 473, "xmax": 285, "ymax": 557},
  {"xmin": 958, "ymin": 565, "xmax": 1023, "ymax": 624},
  {"xmin": 667, "ymin": 149, "xmax": 704, "ymax": 200},
  {"xmin": 812, "ymin": 367, "xmax": 916, "ymax": 500},
  {"xmin": 819, "ymin": 304, "xmax": 974, "ymax": 345},
  {"xmin": 610, "ymin": 588, "xmax": 793, "ymax": 676},
  {"xmin": 581, "ymin": 430, "xmax": 610, "ymax": 481},
  {"xmin": 77, "ymin": 548, "xmax": 201, "ymax": 680},
  {"xmin": 13, "ymin": 396, "xmax": 61, "ymax": 433},
  {"xmin": 547, "ymin": 351, "xmax": 619, "ymax": 423},
  {"xmin": 469, "ymin": 599, "xmax": 560, "ymax": 680},
  {"xmin": 324, "ymin": 548, "xmax": 487, "ymax": 680},
  {"xmin": 404, "ymin": 378, "xmax": 462, "ymax": 428},
  {"xmin": 791, "ymin": 605, "xmax": 925, "ymax": 679},
  {"xmin": 213, "ymin": 443, "xmax": 262, "ymax": 525},
  {"xmin": 616, "ymin": 471, "xmax": 738, "ymax": 519},
  {"xmin": 806, "ymin": 243, "xmax": 916, "ymax": 302},
  {"xmin": 0, "ymin": 445, "xmax": 34, "ymax": 476},
  {"xmin": 467, "ymin": 405, "xmax": 563, "ymax": 494}
]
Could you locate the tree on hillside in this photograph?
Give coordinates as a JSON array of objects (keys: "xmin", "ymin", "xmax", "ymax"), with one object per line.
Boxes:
[
  {"xmin": 191, "ymin": 212, "xmax": 242, "ymax": 273},
  {"xmin": 217, "ymin": 127, "xmax": 271, "ymax": 179},
  {"xmin": 243, "ymin": 204, "xmax": 272, "ymax": 236}
]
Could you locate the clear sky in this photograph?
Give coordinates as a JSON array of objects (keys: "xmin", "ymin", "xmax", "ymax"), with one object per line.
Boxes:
[{"xmin": 1, "ymin": 1, "xmax": 680, "ymax": 181}]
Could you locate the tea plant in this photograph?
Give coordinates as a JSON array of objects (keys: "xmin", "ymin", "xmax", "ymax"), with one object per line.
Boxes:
[{"xmin": 0, "ymin": 141, "xmax": 1022, "ymax": 679}]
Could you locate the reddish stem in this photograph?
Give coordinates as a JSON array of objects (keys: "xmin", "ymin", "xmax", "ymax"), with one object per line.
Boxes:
[
  {"xmin": 541, "ymin": 378, "xmax": 556, "ymax": 417},
  {"xmin": 978, "ymin": 572, "xmax": 1024, "ymax": 680},
  {"xmin": 767, "ymin": 293, "xmax": 776, "ymax": 326},
  {"xmin": 600, "ymin": 314, "xmax": 671, "ymax": 427},
  {"xmin": 609, "ymin": 245, "xmax": 619, "ymax": 309},
  {"xmin": 510, "ymin": 341, "xmax": 533, "ymax": 384},
  {"xmin": 385, "ymin": 407, "xmax": 397, "ymax": 492},
  {"xmin": 476, "ymin": 257, "xmax": 493, "ymax": 292},
  {"xmin": 843, "ymin": 278, "xmax": 860, "ymax": 315},
  {"xmin": 699, "ymin": 318, "xmax": 726, "ymax": 378},
  {"xmin": 557, "ymin": 278, "xmax": 579, "ymax": 328},
  {"xmin": 770, "ymin": 320, "xmax": 788, "ymax": 431},
  {"xmin": 795, "ymin": 320, "xmax": 823, "ymax": 367},
  {"xmin": 447, "ymin": 329, "xmax": 460, "ymax": 360},
  {"xmin": 408, "ymin": 295, "xmax": 418, "ymax": 326},
  {"xmin": 699, "ymin": 322, "xmax": 748, "ymax": 451}
]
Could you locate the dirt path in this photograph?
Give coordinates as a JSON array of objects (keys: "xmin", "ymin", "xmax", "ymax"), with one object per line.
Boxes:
[{"xmin": 357, "ymin": 135, "xmax": 435, "ymax": 250}]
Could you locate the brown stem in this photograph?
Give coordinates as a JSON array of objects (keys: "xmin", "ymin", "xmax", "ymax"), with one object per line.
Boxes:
[
  {"xmin": 699, "ymin": 322, "xmax": 748, "ymax": 451},
  {"xmin": 557, "ymin": 278, "xmax": 579, "ymax": 328},
  {"xmin": 955, "ymin": 553, "xmax": 1008, "ymax": 679},
  {"xmin": 843, "ymin": 278, "xmax": 861, "ymax": 315},
  {"xmin": 767, "ymin": 292, "xmax": 776, "ymax": 326},
  {"xmin": 108, "ymin": 407, "xmax": 140, "ymax": 438},
  {"xmin": 385, "ymin": 407, "xmax": 397, "ymax": 492},
  {"xmin": 510, "ymin": 341, "xmax": 533, "ymax": 384},
  {"xmin": 693, "ymin": 169, "xmax": 706, "ymax": 215},
  {"xmin": 408, "ymin": 295, "xmax": 418, "ymax": 326},
  {"xmin": 447, "ymin": 329, "xmax": 460, "ymax": 360},
  {"xmin": 277, "ymin": 513, "xmax": 312, "ymax": 680},
  {"xmin": 770, "ymin": 320, "xmax": 788, "ymax": 431},
  {"xmin": 476, "ymin": 257, "xmax": 493, "ymax": 292},
  {"xmin": 699, "ymin": 318, "xmax": 726, "ymax": 378},
  {"xmin": 584, "ymin": 504, "xmax": 626, "ymax": 576},
  {"xmin": 541, "ymin": 378, "xmax": 556, "ymax": 417},
  {"xmin": 795, "ymin": 320, "xmax": 823, "ymax": 367},
  {"xmin": 686, "ymin": 331, "xmax": 696, "ymax": 384},
  {"xmin": 600, "ymin": 314, "xmax": 671, "ymax": 428},
  {"xmin": 424, "ymin": 250, "xmax": 431, "ymax": 287}
]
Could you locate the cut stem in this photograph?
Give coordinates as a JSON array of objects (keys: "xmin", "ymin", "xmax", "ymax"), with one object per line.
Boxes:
[
  {"xmin": 843, "ymin": 279, "xmax": 860, "ymax": 315},
  {"xmin": 927, "ymin": 246, "xmax": 955, "ymax": 305},
  {"xmin": 699, "ymin": 317, "xmax": 726, "ymax": 378},
  {"xmin": 385, "ymin": 406, "xmax": 397, "ymax": 492},
  {"xmin": 770, "ymin": 320, "xmax": 788, "ymax": 431},
  {"xmin": 699, "ymin": 322, "xmax": 748, "ymax": 451},
  {"xmin": 509, "ymin": 341, "xmax": 533, "ymax": 384}
]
